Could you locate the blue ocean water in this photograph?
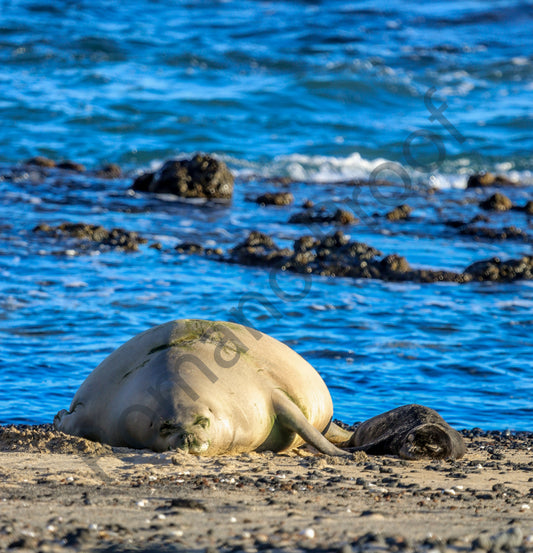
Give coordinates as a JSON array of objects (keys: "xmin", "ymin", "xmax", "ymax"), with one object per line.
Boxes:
[{"xmin": 0, "ymin": 0, "xmax": 532, "ymax": 430}]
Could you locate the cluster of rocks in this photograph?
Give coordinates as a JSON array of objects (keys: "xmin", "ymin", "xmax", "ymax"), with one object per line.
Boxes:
[
  {"xmin": 385, "ymin": 203, "xmax": 412, "ymax": 221},
  {"xmin": 287, "ymin": 203, "xmax": 414, "ymax": 226},
  {"xmin": 460, "ymin": 225, "xmax": 529, "ymax": 241},
  {"xmin": 446, "ymin": 216, "xmax": 530, "ymax": 242},
  {"xmin": 255, "ymin": 191, "xmax": 294, "ymax": 206},
  {"xmin": 33, "ymin": 223, "xmax": 147, "ymax": 252},
  {"xmin": 132, "ymin": 154, "xmax": 234, "ymax": 200},
  {"xmin": 289, "ymin": 207, "xmax": 358, "ymax": 225},
  {"xmin": 25, "ymin": 156, "xmax": 122, "ymax": 179},
  {"xmin": 20, "ymin": 158, "xmax": 532, "ymax": 283},
  {"xmin": 467, "ymin": 172, "xmax": 520, "ymax": 188},
  {"xmin": 463, "ymin": 256, "xmax": 533, "ymax": 282},
  {"xmin": 33, "ymin": 219, "xmax": 532, "ymax": 283},
  {"xmin": 479, "ymin": 192, "xmax": 533, "ymax": 213},
  {"xmin": 177, "ymin": 229, "xmax": 533, "ymax": 283}
]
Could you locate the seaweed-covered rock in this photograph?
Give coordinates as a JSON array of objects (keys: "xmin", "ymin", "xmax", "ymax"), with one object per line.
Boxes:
[
  {"xmin": 294, "ymin": 235, "xmax": 319, "ymax": 253},
  {"xmin": 379, "ymin": 254, "xmax": 411, "ymax": 274},
  {"xmin": 25, "ymin": 156, "xmax": 56, "ymax": 168},
  {"xmin": 175, "ymin": 242, "xmax": 205, "ymax": 254},
  {"xmin": 57, "ymin": 160, "xmax": 86, "ymax": 172},
  {"xmin": 97, "ymin": 163, "xmax": 122, "ymax": 179},
  {"xmin": 479, "ymin": 193, "xmax": 513, "ymax": 211},
  {"xmin": 289, "ymin": 207, "xmax": 357, "ymax": 225},
  {"xmin": 385, "ymin": 204, "xmax": 412, "ymax": 221},
  {"xmin": 414, "ymin": 270, "xmax": 471, "ymax": 283},
  {"xmin": 33, "ymin": 222, "xmax": 146, "ymax": 252},
  {"xmin": 255, "ymin": 192, "xmax": 294, "ymax": 206},
  {"xmin": 459, "ymin": 225, "xmax": 528, "ymax": 241},
  {"xmin": 445, "ymin": 214, "xmax": 489, "ymax": 229},
  {"xmin": 464, "ymin": 256, "xmax": 533, "ymax": 282},
  {"xmin": 467, "ymin": 172, "xmax": 517, "ymax": 188},
  {"xmin": 132, "ymin": 154, "xmax": 234, "ymax": 200},
  {"xmin": 230, "ymin": 231, "xmax": 289, "ymax": 266},
  {"xmin": 175, "ymin": 242, "xmax": 222, "ymax": 256}
]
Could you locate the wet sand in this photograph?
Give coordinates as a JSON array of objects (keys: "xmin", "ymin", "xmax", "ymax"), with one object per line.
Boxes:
[{"xmin": 1, "ymin": 425, "xmax": 532, "ymax": 552}]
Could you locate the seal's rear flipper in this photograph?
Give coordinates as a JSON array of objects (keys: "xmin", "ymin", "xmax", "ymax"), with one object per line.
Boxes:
[
  {"xmin": 271, "ymin": 389, "xmax": 348, "ymax": 457},
  {"xmin": 324, "ymin": 421, "xmax": 353, "ymax": 445}
]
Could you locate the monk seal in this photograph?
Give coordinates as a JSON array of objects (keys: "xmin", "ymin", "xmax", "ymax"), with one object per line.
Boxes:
[
  {"xmin": 54, "ymin": 319, "xmax": 466, "ymax": 459},
  {"xmin": 54, "ymin": 319, "xmax": 346, "ymax": 455},
  {"xmin": 340, "ymin": 404, "xmax": 466, "ymax": 460}
]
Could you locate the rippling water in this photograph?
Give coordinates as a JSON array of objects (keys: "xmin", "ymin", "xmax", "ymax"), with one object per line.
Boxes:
[{"xmin": 1, "ymin": 0, "xmax": 532, "ymax": 430}]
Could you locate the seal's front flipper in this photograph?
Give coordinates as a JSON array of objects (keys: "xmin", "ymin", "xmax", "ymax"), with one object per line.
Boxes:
[
  {"xmin": 53, "ymin": 409, "xmax": 69, "ymax": 431},
  {"xmin": 271, "ymin": 389, "xmax": 348, "ymax": 457}
]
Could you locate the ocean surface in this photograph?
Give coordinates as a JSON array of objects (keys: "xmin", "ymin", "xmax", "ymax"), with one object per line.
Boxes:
[{"xmin": 1, "ymin": 0, "xmax": 532, "ymax": 430}]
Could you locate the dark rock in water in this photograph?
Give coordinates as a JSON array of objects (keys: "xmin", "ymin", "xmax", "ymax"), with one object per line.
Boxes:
[
  {"xmin": 255, "ymin": 192, "xmax": 294, "ymax": 206},
  {"xmin": 467, "ymin": 172, "xmax": 518, "ymax": 188},
  {"xmin": 240, "ymin": 230, "xmax": 276, "ymax": 249},
  {"xmin": 318, "ymin": 229, "xmax": 350, "ymax": 249},
  {"xmin": 175, "ymin": 242, "xmax": 204, "ymax": 254},
  {"xmin": 33, "ymin": 222, "xmax": 146, "ymax": 252},
  {"xmin": 56, "ymin": 160, "xmax": 86, "ymax": 172},
  {"xmin": 25, "ymin": 156, "xmax": 56, "ymax": 168},
  {"xmin": 289, "ymin": 207, "xmax": 357, "ymax": 225},
  {"xmin": 479, "ymin": 192, "xmax": 513, "ymax": 211},
  {"xmin": 294, "ymin": 235, "xmax": 319, "ymax": 253},
  {"xmin": 523, "ymin": 200, "xmax": 533, "ymax": 215},
  {"xmin": 464, "ymin": 256, "xmax": 533, "ymax": 282},
  {"xmin": 230, "ymin": 230, "xmax": 290, "ymax": 266},
  {"xmin": 379, "ymin": 254, "xmax": 411, "ymax": 274},
  {"xmin": 444, "ymin": 214, "xmax": 489, "ymax": 229},
  {"xmin": 97, "ymin": 163, "xmax": 122, "ymax": 179},
  {"xmin": 385, "ymin": 204, "xmax": 412, "ymax": 221},
  {"xmin": 302, "ymin": 199, "xmax": 314, "ymax": 209},
  {"xmin": 459, "ymin": 225, "xmax": 528, "ymax": 241},
  {"xmin": 415, "ymin": 270, "xmax": 471, "ymax": 283},
  {"xmin": 132, "ymin": 154, "xmax": 234, "ymax": 200},
  {"xmin": 131, "ymin": 171, "xmax": 153, "ymax": 192},
  {"xmin": 175, "ymin": 242, "xmax": 222, "ymax": 256},
  {"xmin": 444, "ymin": 219, "xmax": 467, "ymax": 229}
]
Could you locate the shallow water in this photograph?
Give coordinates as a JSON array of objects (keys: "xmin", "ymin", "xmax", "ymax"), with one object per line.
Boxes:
[{"xmin": 0, "ymin": 0, "xmax": 532, "ymax": 429}]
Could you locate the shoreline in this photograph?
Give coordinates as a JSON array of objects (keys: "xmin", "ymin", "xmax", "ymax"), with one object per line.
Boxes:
[{"xmin": 1, "ymin": 425, "xmax": 532, "ymax": 552}]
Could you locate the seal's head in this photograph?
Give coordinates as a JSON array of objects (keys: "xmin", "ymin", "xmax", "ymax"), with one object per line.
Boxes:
[
  {"xmin": 157, "ymin": 412, "xmax": 212, "ymax": 453},
  {"xmin": 399, "ymin": 423, "xmax": 464, "ymax": 460}
]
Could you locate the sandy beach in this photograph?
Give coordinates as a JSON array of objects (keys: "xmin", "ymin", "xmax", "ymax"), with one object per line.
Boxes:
[{"xmin": 1, "ymin": 425, "xmax": 532, "ymax": 552}]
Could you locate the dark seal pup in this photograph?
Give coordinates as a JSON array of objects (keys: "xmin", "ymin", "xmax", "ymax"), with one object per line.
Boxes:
[{"xmin": 344, "ymin": 404, "xmax": 466, "ymax": 459}]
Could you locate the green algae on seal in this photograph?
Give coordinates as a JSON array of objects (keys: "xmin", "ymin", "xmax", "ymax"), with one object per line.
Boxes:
[{"xmin": 54, "ymin": 319, "xmax": 345, "ymax": 455}]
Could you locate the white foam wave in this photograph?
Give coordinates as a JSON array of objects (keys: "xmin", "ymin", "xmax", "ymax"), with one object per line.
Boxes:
[
  {"xmin": 226, "ymin": 151, "xmax": 470, "ymax": 189},
  {"xmin": 269, "ymin": 152, "xmax": 392, "ymax": 183},
  {"xmin": 228, "ymin": 152, "xmax": 390, "ymax": 183}
]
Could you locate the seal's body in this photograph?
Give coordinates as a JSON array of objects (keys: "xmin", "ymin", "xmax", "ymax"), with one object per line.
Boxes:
[{"xmin": 54, "ymin": 319, "xmax": 341, "ymax": 455}]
